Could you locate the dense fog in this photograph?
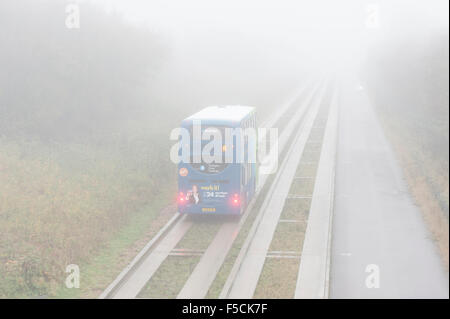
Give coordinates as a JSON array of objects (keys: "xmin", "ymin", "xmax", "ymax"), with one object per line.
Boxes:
[
  {"xmin": 0, "ymin": 0, "xmax": 447, "ymax": 298},
  {"xmin": 1, "ymin": 0, "xmax": 447, "ymax": 142}
]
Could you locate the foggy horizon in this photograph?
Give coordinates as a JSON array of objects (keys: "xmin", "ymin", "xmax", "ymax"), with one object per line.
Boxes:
[{"xmin": 0, "ymin": 0, "xmax": 448, "ymax": 304}]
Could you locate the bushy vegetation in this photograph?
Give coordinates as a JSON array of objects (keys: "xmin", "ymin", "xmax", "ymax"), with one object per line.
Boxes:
[
  {"xmin": 362, "ymin": 30, "xmax": 449, "ymax": 268},
  {"xmin": 0, "ymin": 0, "xmax": 167, "ymax": 142},
  {"xmin": 0, "ymin": 0, "xmax": 175, "ymax": 297},
  {"xmin": 0, "ymin": 0, "xmax": 302, "ymax": 297},
  {"xmin": 0, "ymin": 138, "xmax": 173, "ymax": 297}
]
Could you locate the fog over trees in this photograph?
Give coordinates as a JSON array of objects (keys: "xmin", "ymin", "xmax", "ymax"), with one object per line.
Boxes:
[{"xmin": 0, "ymin": 0, "xmax": 447, "ymax": 297}]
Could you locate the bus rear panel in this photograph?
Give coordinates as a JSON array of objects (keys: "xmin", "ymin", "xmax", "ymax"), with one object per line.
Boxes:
[{"xmin": 177, "ymin": 106, "xmax": 256, "ymax": 215}]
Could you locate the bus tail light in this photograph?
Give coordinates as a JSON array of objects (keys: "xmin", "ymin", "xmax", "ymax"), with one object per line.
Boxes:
[
  {"xmin": 232, "ymin": 193, "xmax": 240, "ymax": 206},
  {"xmin": 178, "ymin": 192, "xmax": 186, "ymax": 204}
]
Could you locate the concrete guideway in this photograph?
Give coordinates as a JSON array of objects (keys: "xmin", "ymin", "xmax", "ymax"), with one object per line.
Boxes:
[
  {"xmin": 99, "ymin": 212, "xmax": 183, "ymax": 299},
  {"xmin": 177, "ymin": 82, "xmax": 322, "ymax": 299},
  {"xmin": 330, "ymin": 77, "xmax": 449, "ymax": 298},
  {"xmin": 111, "ymin": 215, "xmax": 193, "ymax": 298},
  {"xmin": 221, "ymin": 84, "xmax": 327, "ymax": 299},
  {"xmin": 100, "ymin": 81, "xmax": 315, "ymax": 299},
  {"xmin": 101, "ymin": 75, "xmax": 449, "ymax": 299},
  {"xmin": 295, "ymin": 85, "xmax": 339, "ymax": 298}
]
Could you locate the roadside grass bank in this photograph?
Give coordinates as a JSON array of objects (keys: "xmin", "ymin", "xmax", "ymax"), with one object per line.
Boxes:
[
  {"xmin": 375, "ymin": 113, "xmax": 449, "ymax": 270},
  {"xmin": 0, "ymin": 138, "xmax": 176, "ymax": 298},
  {"xmin": 362, "ymin": 33, "xmax": 449, "ymax": 270},
  {"xmin": 53, "ymin": 202, "xmax": 176, "ymax": 298}
]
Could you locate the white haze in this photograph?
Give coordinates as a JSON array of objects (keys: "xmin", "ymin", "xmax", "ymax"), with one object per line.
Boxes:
[{"xmin": 90, "ymin": 0, "xmax": 449, "ymax": 73}]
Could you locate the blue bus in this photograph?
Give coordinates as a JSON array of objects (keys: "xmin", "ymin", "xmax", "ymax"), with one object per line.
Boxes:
[{"xmin": 177, "ymin": 106, "xmax": 257, "ymax": 215}]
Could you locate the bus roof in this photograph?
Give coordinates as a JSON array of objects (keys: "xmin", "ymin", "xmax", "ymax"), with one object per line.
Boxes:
[{"xmin": 184, "ymin": 106, "xmax": 255, "ymax": 123}]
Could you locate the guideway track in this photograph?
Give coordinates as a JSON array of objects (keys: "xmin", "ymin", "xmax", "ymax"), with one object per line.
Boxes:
[
  {"xmin": 99, "ymin": 81, "xmax": 319, "ymax": 299},
  {"xmin": 220, "ymin": 84, "xmax": 327, "ymax": 299}
]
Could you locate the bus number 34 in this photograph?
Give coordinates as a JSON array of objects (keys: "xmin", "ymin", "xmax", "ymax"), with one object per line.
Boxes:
[{"xmin": 205, "ymin": 192, "xmax": 227, "ymax": 198}]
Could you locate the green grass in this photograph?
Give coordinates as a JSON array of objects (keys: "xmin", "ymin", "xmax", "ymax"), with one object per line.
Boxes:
[
  {"xmin": 175, "ymin": 217, "xmax": 225, "ymax": 251},
  {"xmin": 288, "ymin": 179, "xmax": 315, "ymax": 196},
  {"xmin": 0, "ymin": 138, "xmax": 175, "ymax": 298},
  {"xmin": 303, "ymin": 141, "xmax": 322, "ymax": 153},
  {"xmin": 307, "ymin": 130, "xmax": 324, "ymax": 142},
  {"xmin": 269, "ymin": 222, "xmax": 307, "ymax": 252},
  {"xmin": 138, "ymin": 256, "xmax": 201, "ymax": 299},
  {"xmin": 295, "ymin": 162, "xmax": 318, "ymax": 177},
  {"xmin": 52, "ymin": 198, "xmax": 173, "ymax": 298},
  {"xmin": 253, "ymin": 258, "xmax": 299, "ymax": 298},
  {"xmin": 280, "ymin": 198, "xmax": 311, "ymax": 220}
]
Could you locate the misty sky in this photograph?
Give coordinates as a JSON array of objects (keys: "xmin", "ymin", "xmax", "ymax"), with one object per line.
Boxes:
[
  {"xmin": 85, "ymin": 0, "xmax": 448, "ymax": 73},
  {"xmin": 91, "ymin": 0, "xmax": 449, "ymax": 32}
]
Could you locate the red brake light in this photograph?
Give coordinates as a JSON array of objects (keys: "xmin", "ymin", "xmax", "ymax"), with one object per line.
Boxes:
[
  {"xmin": 232, "ymin": 193, "xmax": 240, "ymax": 206},
  {"xmin": 178, "ymin": 192, "xmax": 185, "ymax": 204}
]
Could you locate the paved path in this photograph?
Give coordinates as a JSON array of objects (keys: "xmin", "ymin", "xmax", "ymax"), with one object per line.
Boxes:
[{"xmin": 330, "ymin": 77, "xmax": 449, "ymax": 298}]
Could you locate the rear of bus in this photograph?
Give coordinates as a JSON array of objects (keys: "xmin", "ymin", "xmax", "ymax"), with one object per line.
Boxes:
[{"xmin": 177, "ymin": 120, "xmax": 243, "ymax": 215}]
